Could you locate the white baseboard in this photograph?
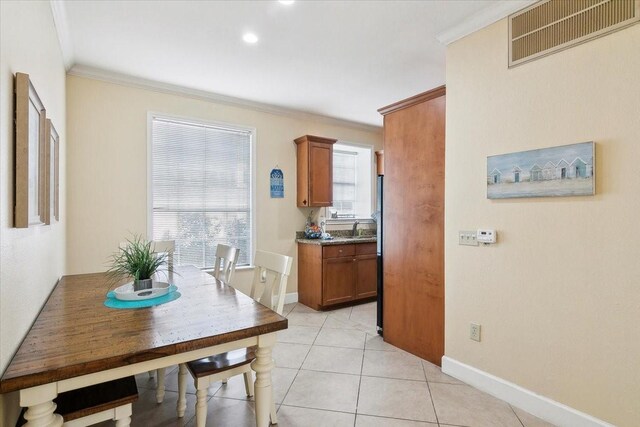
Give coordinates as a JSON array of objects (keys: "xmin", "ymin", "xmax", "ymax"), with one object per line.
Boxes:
[
  {"xmin": 441, "ymin": 356, "xmax": 615, "ymax": 427},
  {"xmin": 284, "ymin": 292, "xmax": 298, "ymax": 305}
]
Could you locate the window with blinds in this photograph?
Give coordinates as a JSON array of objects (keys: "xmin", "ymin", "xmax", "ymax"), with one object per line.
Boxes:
[
  {"xmin": 331, "ymin": 143, "xmax": 373, "ymax": 219},
  {"xmin": 333, "ymin": 149, "xmax": 358, "ymax": 218},
  {"xmin": 150, "ymin": 115, "xmax": 253, "ymax": 268}
]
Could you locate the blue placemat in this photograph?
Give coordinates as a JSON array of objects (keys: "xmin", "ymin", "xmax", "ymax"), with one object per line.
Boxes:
[{"xmin": 104, "ymin": 285, "xmax": 181, "ymax": 309}]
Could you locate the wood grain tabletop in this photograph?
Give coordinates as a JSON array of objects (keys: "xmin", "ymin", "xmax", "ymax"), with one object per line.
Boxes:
[{"xmin": 0, "ymin": 265, "xmax": 287, "ymax": 393}]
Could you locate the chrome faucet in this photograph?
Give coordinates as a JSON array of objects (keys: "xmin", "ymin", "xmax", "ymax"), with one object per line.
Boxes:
[{"xmin": 352, "ymin": 220, "xmax": 360, "ymax": 237}]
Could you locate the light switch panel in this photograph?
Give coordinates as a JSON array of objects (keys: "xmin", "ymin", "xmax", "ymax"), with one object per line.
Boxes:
[{"xmin": 458, "ymin": 231, "xmax": 479, "ymax": 246}]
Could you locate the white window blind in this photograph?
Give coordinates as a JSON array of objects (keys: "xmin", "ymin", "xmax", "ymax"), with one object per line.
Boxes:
[
  {"xmin": 151, "ymin": 116, "xmax": 253, "ymax": 268},
  {"xmin": 333, "ymin": 149, "xmax": 358, "ymax": 218}
]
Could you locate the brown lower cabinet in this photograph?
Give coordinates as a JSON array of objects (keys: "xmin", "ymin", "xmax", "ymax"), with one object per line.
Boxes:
[{"xmin": 298, "ymin": 242, "xmax": 377, "ymax": 310}]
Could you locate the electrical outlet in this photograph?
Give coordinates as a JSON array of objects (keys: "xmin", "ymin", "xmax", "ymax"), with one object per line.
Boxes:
[
  {"xmin": 459, "ymin": 231, "xmax": 479, "ymax": 246},
  {"xmin": 470, "ymin": 323, "xmax": 481, "ymax": 342}
]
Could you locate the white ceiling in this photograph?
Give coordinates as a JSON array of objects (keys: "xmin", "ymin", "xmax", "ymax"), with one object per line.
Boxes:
[{"xmin": 56, "ymin": 0, "xmax": 532, "ymax": 128}]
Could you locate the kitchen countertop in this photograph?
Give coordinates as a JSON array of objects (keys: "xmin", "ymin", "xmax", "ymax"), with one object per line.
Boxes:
[{"xmin": 296, "ymin": 236, "xmax": 377, "ymax": 245}]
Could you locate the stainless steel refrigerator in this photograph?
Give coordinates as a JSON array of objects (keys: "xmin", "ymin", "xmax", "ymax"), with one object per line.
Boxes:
[{"xmin": 376, "ymin": 174, "xmax": 383, "ymax": 335}]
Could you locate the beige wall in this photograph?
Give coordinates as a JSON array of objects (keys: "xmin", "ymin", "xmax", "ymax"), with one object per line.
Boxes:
[
  {"xmin": 0, "ymin": 1, "xmax": 67, "ymax": 424},
  {"xmin": 66, "ymin": 75, "xmax": 382, "ymax": 295},
  {"xmin": 445, "ymin": 20, "xmax": 640, "ymax": 426}
]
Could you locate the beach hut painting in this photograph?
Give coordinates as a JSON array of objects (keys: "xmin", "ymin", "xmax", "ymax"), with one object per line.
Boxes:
[
  {"xmin": 488, "ymin": 168, "xmax": 502, "ymax": 184},
  {"xmin": 487, "ymin": 142, "xmax": 595, "ymax": 199}
]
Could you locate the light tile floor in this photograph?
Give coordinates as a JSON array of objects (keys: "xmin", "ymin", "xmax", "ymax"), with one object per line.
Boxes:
[{"xmin": 122, "ymin": 302, "xmax": 555, "ymax": 426}]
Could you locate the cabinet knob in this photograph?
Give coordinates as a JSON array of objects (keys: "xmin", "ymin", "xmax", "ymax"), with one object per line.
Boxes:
[{"xmin": 303, "ymin": 199, "xmax": 307, "ymax": 205}]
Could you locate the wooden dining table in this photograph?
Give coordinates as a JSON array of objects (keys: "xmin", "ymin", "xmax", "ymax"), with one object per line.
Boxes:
[{"xmin": 0, "ymin": 265, "xmax": 288, "ymax": 426}]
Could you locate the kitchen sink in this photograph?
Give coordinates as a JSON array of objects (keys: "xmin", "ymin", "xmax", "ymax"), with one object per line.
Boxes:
[{"xmin": 331, "ymin": 235, "xmax": 375, "ymax": 240}]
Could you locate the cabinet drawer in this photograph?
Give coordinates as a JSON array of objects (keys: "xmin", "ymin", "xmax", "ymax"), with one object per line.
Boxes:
[
  {"xmin": 356, "ymin": 243, "xmax": 377, "ymax": 255},
  {"xmin": 323, "ymin": 244, "xmax": 355, "ymax": 259}
]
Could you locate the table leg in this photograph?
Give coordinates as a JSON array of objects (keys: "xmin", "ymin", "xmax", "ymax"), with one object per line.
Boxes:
[
  {"xmin": 251, "ymin": 333, "xmax": 276, "ymax": 427},
  {"xmin": 177, "ymin": 364, "xmax": 187, "ymax": 417},
  {"xmin": 156, "ymin": 367, "xmax": 166, "ymax": 403},
  {"xmin": 20, "ymin": 384, "xmax": 63, "ymax": 427}
]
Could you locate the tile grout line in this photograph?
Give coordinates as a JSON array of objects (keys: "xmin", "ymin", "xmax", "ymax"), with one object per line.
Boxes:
[
  {"xmin": 279, "ymin": 401, "xmax": 449, "ymax": 425},
  {"xmin": 422, "ymin": 357, "xmax": 441, "ymax": 426},
  {"xmin": 278, "ymin": 402, "xmax": 356, "ymax": 416},
  {"xmin": 353, "ymin": 332, "xmax": 366, "ymax": 427},
  {"xmin": 347, "ymin": 305, "xmax": 354, "ymax": 320},
  {"xmin": 509, "ymin": 403, "xmax": 526, "ymax": 427}
]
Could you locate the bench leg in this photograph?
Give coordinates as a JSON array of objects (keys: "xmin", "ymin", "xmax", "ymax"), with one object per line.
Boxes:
[
  {"xmin": 195, "ymin": 388, "xmax": 208, "ymax": 427},
  {"xmin": 115, "ymin": 418, "xmax": 131, "ymax": 427},
  {"xmin": 114, "ymin": 404, "xmax": 132, "ymax": 427}
]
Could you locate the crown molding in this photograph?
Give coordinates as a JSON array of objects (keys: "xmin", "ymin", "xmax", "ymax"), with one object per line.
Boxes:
[
  {"xmin": 436, "ymin": 0, "xmax": 538, "ymax": 45},
  {"xmin": 67, "ymin": 65, "xmax": 382, "ymax": 133},
  {"xmin": 378, "ymin": 85, "xmax": 446, "ymax": 116},
  {"xmin": 49, "ymin": 0, "xmax": 74, "ymax": 70}
]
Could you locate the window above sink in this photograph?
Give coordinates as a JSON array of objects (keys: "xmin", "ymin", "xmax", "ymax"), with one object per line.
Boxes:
[{"xmin": 328, "ymin": 142, "xmax": 374, "ymax": 222}]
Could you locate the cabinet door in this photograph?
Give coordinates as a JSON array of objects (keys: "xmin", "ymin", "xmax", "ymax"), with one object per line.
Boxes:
[
  {"xmin": 322, "ymin": 257, "xmax": 355, "ymax": 305},
  {"xmin": 308, "ymin": 142, "xmax": 333, "ymax": 206},
  {"xmin": 355, "ymin": 253, "xmax": 377, "ymax": 299}
]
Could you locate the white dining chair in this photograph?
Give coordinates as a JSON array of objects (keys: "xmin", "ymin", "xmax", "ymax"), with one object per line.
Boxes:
[
  {"xmin": 211, "ymin": 244, "xmax": 240, "ymax": 284},
  {"xmin": 154, "ymin": 242, "xmax": 240, "ymax": 404},
  {"xmin": 176, "ymin": 250, "xmax": 293, "ymax": 427},
  {"xmin": 152, "ymin": 239, "xmax": 175, "ymax": 273},
  {"xmin": 210, "ymin": 244, "xmax": 241, "ymax": 385}
]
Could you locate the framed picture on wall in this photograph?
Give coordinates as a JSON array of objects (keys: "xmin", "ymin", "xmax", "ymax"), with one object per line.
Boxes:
[
  {"xmin": 14, "ymin": 72, "xmax": 47, "ymax": 227},
  {"xmin": 487, "ymin": 141, "xmax": 595, "ymax": 199},
  {"xmin": 44, "ymin": 119, "xmax": 60, "ymax": 224}
]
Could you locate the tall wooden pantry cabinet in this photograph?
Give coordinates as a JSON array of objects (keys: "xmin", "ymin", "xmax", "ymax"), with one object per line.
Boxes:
[{"xmin": 378, "ymin": 86, "xmax": 445, "ymax": 366}]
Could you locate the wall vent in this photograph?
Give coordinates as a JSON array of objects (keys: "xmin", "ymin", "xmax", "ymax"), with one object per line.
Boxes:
[{"xmin": 509, "ymin": 0, "xmax": 640, "ymax": 67}]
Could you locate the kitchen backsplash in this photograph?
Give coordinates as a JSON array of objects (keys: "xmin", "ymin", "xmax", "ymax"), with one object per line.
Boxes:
[{"xmin": 296, "ymin": 228, "xmax": 376, "ymax": 239}]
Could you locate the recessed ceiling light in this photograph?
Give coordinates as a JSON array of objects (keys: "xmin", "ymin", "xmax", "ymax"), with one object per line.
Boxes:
[
  {"xmin": 279, "ymin": 0, "xmax": 295, "ymax": 5},
  {"xmin": 243, "ymin": 33, "xmax": 259, "ymax": 44}
]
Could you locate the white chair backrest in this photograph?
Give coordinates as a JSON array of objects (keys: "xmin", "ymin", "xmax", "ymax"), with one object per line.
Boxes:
[
  {"xmin": 250, "ymin": 250, "xmax": 293, "ymax": 315},
  {"xmin": 212, "ymin": 244, "xmax": 240, "ymax": 284},
  {"xmin": 152, "ymin": 240, "xmax": 176, "ymax": 270}
]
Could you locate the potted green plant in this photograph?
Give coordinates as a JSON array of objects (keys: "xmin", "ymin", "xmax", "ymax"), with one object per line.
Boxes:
[{"xmin": 108, "ymin": 235, "xmax": 173, "ymax": 291}]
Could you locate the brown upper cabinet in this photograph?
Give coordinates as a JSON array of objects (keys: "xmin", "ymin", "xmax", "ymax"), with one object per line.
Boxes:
[{"xmin": 294, "ymin": 135, "xmax": 337, "ymax": 207}]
